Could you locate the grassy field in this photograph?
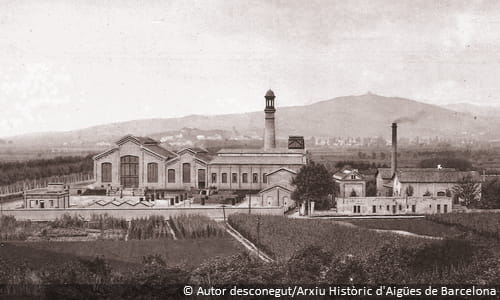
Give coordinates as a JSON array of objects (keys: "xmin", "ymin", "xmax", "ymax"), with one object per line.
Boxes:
[
  {"xmin": 342, "ymin": 218, "xmax": 466, "ymax": 238},
  {"xmin": 0, "ymin": 238, "xmax": 244, "ymax": 273},
  {"xmin": 428, "ymin": 212, "xmax": 500, "ymax": 239},
  {"xmin": 228, "ymin": 214, "xmax": 429, "ymax": 262}
]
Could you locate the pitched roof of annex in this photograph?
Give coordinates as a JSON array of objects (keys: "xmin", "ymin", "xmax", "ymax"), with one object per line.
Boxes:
[{"xmin": 395, "ymin": 170, "xmax": 481, "ymax": 183}]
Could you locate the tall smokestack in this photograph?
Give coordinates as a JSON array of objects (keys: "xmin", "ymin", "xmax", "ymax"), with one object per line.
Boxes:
[
  {"xmin": 391, "ymin": 122, "xmax": 397, "ymax": 177},
  {"xmin": 264, "ymin": 89, "xmax": 276, "ymax": 150}
]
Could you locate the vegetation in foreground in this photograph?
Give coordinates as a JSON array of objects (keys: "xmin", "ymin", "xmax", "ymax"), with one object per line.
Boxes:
[
  {"xmin": 0, "ymin": 214, "xmax": 227, "ymax": 241},
  {"xmin": 228, "ymin": 214, "xmax": 500, "ymax": 285},
  {"xmin": 427, "ymin": 212, "xmax": 500, "ymax": 239},
  {"xmin": 343, "ymin": 218, "xmax": 466, "ymax": 238},
  {"xmin": 228, "ymin": 214, "xmax": 430, "ymax": 262},
  {"xmin": 1, "ymin": 238, "xmax": 498, "ymax": 299},
  {"xmin": 1, "ymin": 213, "xmax": 500, "ymax": 298}
]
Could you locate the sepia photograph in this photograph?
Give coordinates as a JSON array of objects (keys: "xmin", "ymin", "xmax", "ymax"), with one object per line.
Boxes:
[{"xmin": 0, "ymin": 0, "xmax": 499, "ymax": 299}]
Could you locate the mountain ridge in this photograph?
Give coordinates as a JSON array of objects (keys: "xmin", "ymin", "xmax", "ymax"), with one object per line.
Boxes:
[{"xmin": 5, "ymin": 93, "xmax": 498, "ymax": 146}]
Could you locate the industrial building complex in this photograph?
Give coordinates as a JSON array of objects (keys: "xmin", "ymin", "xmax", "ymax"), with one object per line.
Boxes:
[
  {"xmin": 91, "ymin": 90, "xmax": 306, "ymax": 209},
  {"xmin": 17, "ymin": 90, "xmax": 482, "ymax": 217}
]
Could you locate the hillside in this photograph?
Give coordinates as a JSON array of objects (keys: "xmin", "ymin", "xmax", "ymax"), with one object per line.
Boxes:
[
  {"xmin": 6, "ymin": 93, "xmax": 499, "ymax": 146},
  {"xmin": 444, "ymin": 103, "xmax": 500, "ymax": 118}
]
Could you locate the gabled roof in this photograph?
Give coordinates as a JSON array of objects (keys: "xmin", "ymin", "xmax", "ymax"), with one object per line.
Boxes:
[
  {"xmin": 177, "ymin": 147, "xmax": 208, "ymax": 154},
  {"xmin": 259, "ymin": 184, "xmax": 293, "ymax": 194},
  {"xmin": 116, "ymin": 134, "xmax": 158, "ymax": 146},
  {"xmin": 395, "ymin": 170, "xmax": 481, "ymax": 183},
  {"xmin": 93, "ymin": 147, "xmax": 119, "ymax": 160},
  {"xmin": 333, "ymin": 167, "xmax": 365, "ymax": 181},
  {"xmin": 176, "ymin": 147, "xmax": 212, "ymax": 163},
  {"xmin": 94, "ymin": 135, "xmax": 176, "ymax": 161},
  {"xmin": 142, "ymin": 144, "xmax": 177, "ymax": 160},
  {"xmin": 376, "ymin": 167, "xmax": 456, "ymax": 180},
  {"xmin": 267, "ymin": 167, "xmax": 297, "ymax": 176}
]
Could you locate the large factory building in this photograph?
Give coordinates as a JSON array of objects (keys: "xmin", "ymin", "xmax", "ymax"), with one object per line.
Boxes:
[{"xmin": 92, "ymin": 90, "xmax": 307, "ymax": 206}]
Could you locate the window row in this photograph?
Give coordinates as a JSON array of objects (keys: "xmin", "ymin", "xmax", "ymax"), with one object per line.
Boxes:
[
  {"xmin": 210, "ymin": 172, "xmax": 268, "ymax": 184},
  {"xmin": 102, "ymin": 163, "xmax": 272, "ymax": 185},
  {"xmin": 101, "ymin": 162, "xmax": 160, "ymax": 183}
]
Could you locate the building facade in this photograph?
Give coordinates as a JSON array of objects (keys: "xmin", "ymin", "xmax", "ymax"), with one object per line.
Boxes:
[
  {"xmin": 333, "ymin": 167, "xmax": 366, "ymax": 197},
  {"xmin": 92, "ymin": 90, "xmax": 307, "ymax": 206},
  {"xmin": 336, "ymin": 196, "xmax": 452, "ymax": 215},
  {"xmin": 24, "ymin": 183, "xmax": 70, "ymax": 209}
]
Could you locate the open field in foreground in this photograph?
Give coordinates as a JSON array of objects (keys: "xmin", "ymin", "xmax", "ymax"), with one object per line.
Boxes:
[
  {"xmin": 428, "ymin": 212, "xmax": 500, "ymax": 239},
  {"xmin": 342, "ymin": 218, "xmax": 466, "ymax": 238},
  {"xmin": 227, "ymin": 214, "xmax": 500, "ymax": 284},
  {"xmin": 228, "ymin": 214, "xmax": 429, "ymax": 262},
  {"xmin": 0, "ymin": 238, "xmax": 243, "ymax": 272}
]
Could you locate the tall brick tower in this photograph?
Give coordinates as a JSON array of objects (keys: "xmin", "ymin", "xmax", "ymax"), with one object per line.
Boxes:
[{"xmin": 264, "ymin": 89, "xmax": 276, "ymax": 150}]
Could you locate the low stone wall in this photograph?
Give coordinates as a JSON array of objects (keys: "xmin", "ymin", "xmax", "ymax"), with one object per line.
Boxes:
[
  {"xmin": 1, "ymin": 206, "xmax": 285, "ymax": 221},
  {"xmin": 336, "ymin": 196, "xmax": 453, "ymax": 215}
]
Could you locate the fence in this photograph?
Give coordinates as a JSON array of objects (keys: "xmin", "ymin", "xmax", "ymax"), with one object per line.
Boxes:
[
  {"xmin": 0, "ymin": 206, "xmax": 285, "ymax": 221},
  {"xmin": 0, "ymin": 172, "xmax": 93, "ymax": 195}
]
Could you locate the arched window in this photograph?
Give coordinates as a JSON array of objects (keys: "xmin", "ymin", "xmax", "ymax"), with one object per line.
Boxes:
[
  {"xmin": 252, "ymin": 173, "xmax": 258, "ymax": 183},
  {"xmin": 242, "ymin": 173, "xmax": 248, "ymax": 183},
  {"xmin": 147, "ymin": 163, "xmax": 158, "ymax": 183},
  {"xmin": 101, "ymin": 163, "xmax": 112, "ymax": 183},
  {"xmin": 120, "ymin": 156, "xmax": 139, "ymax": 188},
  {"xmin": 168, "ymin": 169, "xmax": 175, "ymax": 183},
  {"xmin": 283, "ymin": 196, "xmax": 289, "ymax": 206},
  {"xmin": 221, "ymin": 173, "xmax": 228, "ymax": 183},
  {"xmin": 182, "ymin": 163, "xmax": 191, "ymax": 183}
]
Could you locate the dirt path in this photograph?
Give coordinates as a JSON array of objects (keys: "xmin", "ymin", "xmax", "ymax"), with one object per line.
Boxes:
[
  {"xmin": 225, "ymin": 223, "xmax": 274, "ymax": 263},
  {"xmin": 291, "ymin": 215, "xmax": 443, "ymax": 240},
  {"xmin": 125, "ymin": 221, "xmax": 131, "ymax": 241},
  {"xmin": 371, "ymin": 228, "xmax": 443, "ymax": 240},
  {"xmin": 166, "ymin": 220, "xmax": 178, "ymax": 240}
]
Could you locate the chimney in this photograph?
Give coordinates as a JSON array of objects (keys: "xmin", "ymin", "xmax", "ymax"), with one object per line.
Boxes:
[
  {"xmin": 391, "ymin": 123, "xmax": 397, "ymax": 176},
  {"xmin": 264, "ymin": 89, "xmax": 276, "ymax": 150}
]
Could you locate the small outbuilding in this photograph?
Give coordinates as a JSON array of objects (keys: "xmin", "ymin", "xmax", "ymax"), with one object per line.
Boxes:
[
  {"xmin": 259, "ymin": 185, "xmax": 294, "ymax": 209},
  {"xmin": 24, "ymin": 183, "xmax": 70, "ymax": 209},
  {"xmin": 333, "ymin": 167, "xmax": 366, "ymax": 197}
]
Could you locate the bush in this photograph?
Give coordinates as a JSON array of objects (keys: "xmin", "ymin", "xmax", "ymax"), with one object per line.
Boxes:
[
  {"xmin": 0, "ymin": 215, "xmax": 37, "ymax": 240},
  {"xmin": 49, "ymin": 214, "xmax": 85, "ymax": 229},
  {"xmin": 128, "ymin": 216, "xmax": 173, "ymax": 240},
  {"xmin": 88, "ymin": 214, "xmax": 128, "ymax": 230}
]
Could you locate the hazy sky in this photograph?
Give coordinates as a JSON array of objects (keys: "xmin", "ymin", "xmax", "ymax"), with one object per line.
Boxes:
[{"xmin": 1, "ymin": 0, "xmax": 500, "ymax": 137}]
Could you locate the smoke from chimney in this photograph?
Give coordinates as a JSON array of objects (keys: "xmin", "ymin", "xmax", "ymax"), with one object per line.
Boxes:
[
  {"xmin": 391, "ymin": 122, "xmax": 397, "ymax": 177},
  {"xmin": 393, "ymin": 110, "xmax": 425, "ymax": 124}
]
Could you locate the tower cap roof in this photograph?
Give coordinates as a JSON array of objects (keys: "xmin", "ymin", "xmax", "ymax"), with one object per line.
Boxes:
[{"xmin": 265, "ymin": 89, "xmax": 275, "ymax": 97}]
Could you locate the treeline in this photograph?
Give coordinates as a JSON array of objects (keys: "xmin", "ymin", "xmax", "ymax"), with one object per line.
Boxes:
[
  {"xmin": 0, "ymin": 155, "xmax": 94, "ymax": 186},
  {"xmin": 417, "ymin": 157, "xmax": 473, "ymax": 171}
]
